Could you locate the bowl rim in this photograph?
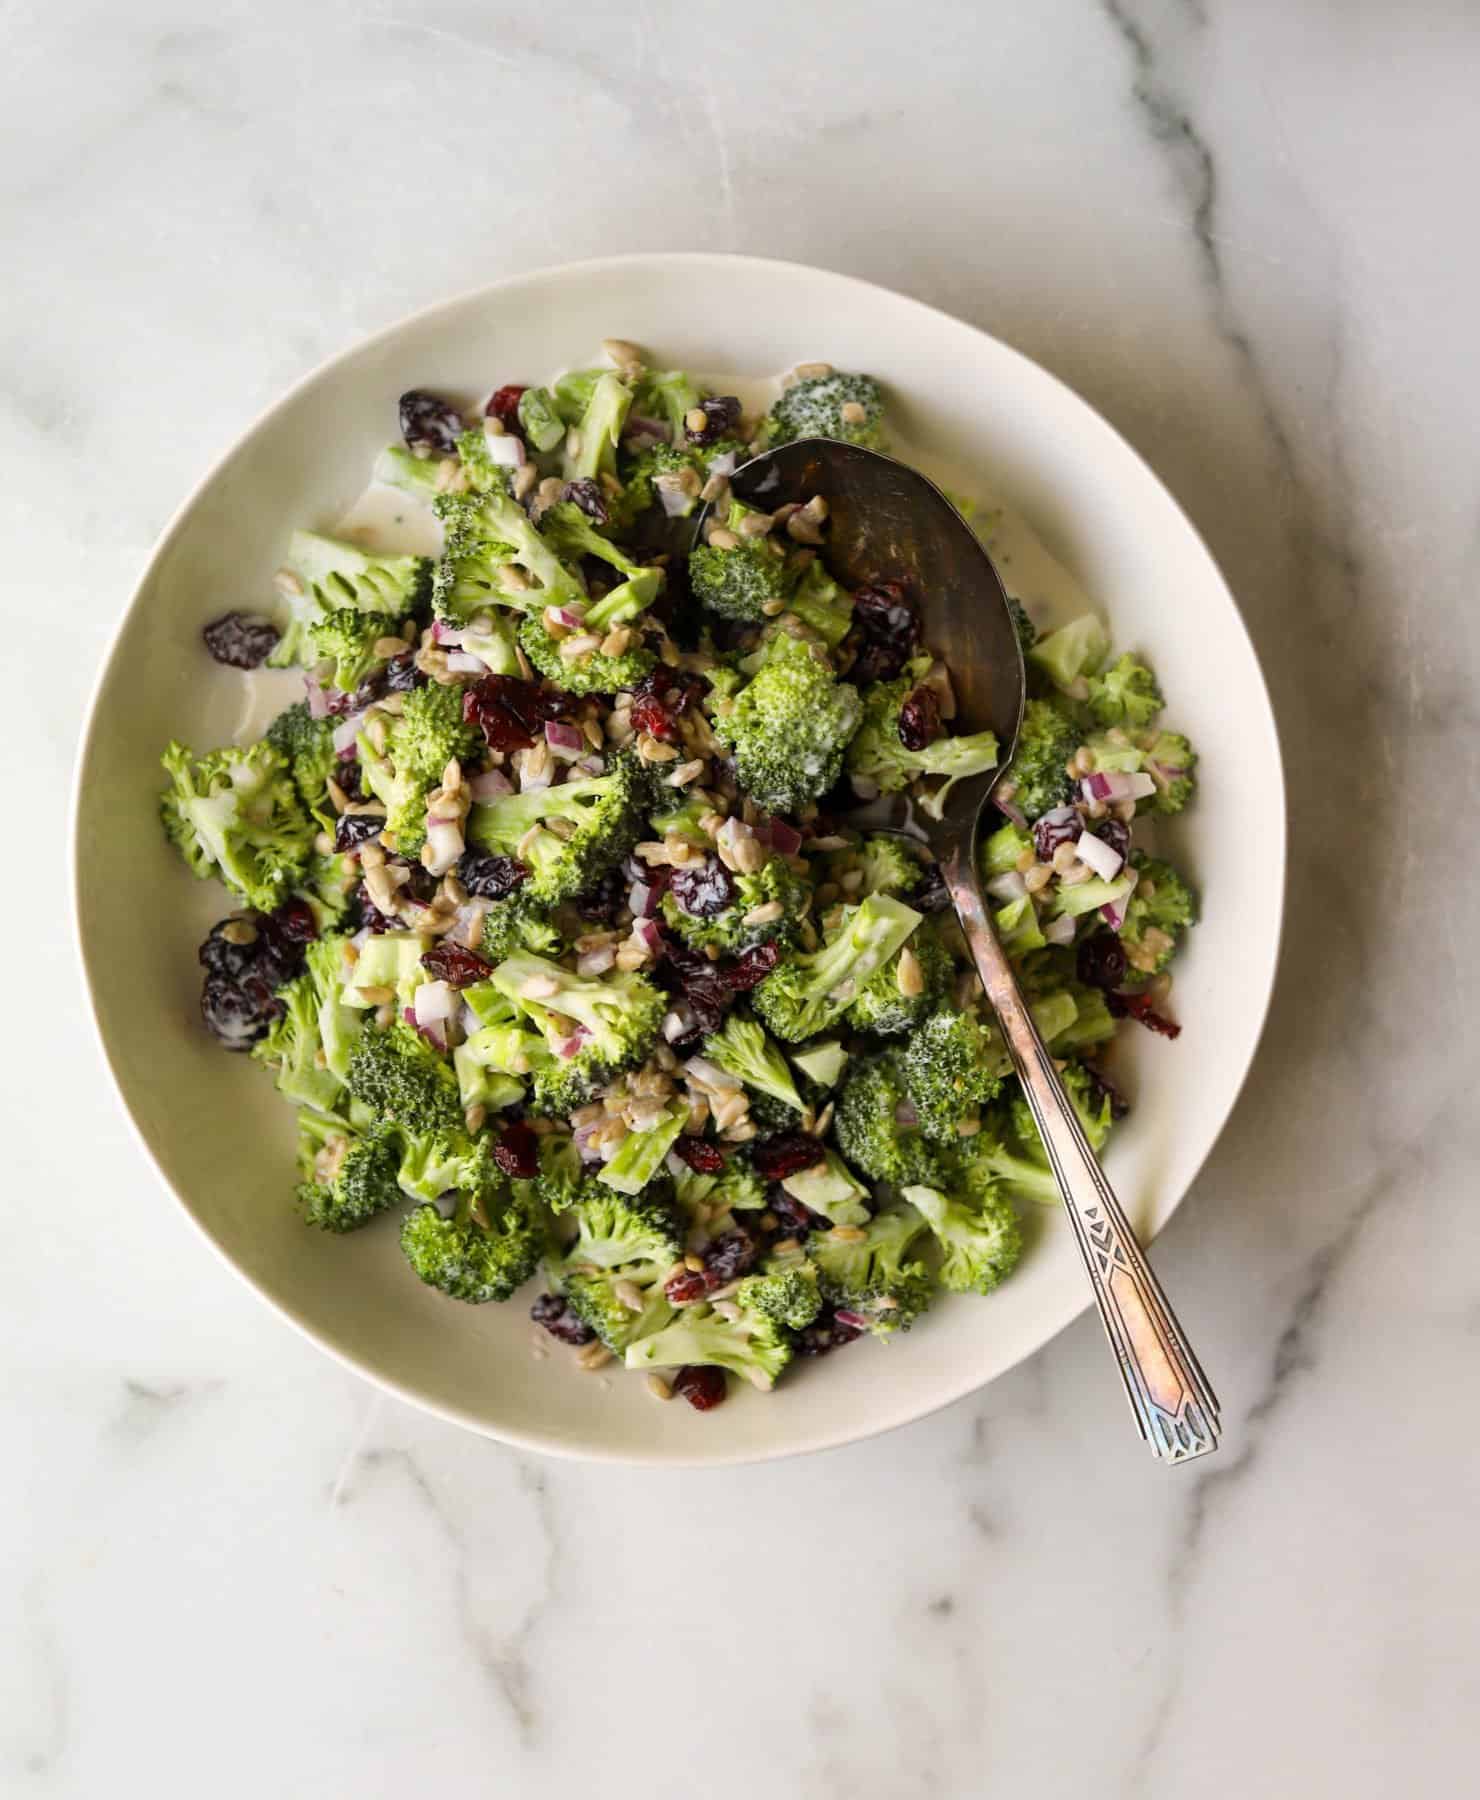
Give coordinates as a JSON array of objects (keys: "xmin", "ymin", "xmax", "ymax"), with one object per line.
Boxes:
[{"xmin": 70, "ymin": 251, "xmax": 1286, "ymax": 1466}]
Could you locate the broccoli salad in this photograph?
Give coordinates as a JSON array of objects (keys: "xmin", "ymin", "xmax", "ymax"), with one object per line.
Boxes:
[{"xmin": 159, "ymin": 344, "xmax": 1198, "ymax": 1413}]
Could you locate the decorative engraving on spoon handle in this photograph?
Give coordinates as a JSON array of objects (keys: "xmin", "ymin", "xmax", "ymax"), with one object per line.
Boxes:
[{"xmin": 944, "ymin": 848, "xmax": 1220, "ymax": 1463}]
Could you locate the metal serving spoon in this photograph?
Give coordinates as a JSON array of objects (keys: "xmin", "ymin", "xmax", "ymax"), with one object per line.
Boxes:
[{"xmin": 697, "ymin": 439, "xmax": 1219, "ymax": 1463}]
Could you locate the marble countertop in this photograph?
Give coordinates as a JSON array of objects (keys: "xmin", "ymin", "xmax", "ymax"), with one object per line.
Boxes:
[{"xmin": 9, "ymin": 3, "xmax": 1478, "ymax": 1794}]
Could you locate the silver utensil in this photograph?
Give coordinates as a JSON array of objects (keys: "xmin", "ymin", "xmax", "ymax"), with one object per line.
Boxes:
[{"xmin": 697, "ymin": 439, "xmax": 1220, "ymax": 1463}]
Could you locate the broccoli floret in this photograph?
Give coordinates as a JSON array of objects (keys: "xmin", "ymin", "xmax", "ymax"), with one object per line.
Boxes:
[
  {"xmin": 902, "ymin": 1181, "xmax": 1022, "ymax": 1296},
  {"xmin": 952, "ymin": 1107, "xmax": 1062, "ymax": 1207},
  {"xmin": 1081, "ymin": 727, "xmax": 1197, "ymax": 815},
  {"xmin": 565, "ymin": 1181, "xmax": 683, "ymax": 1269},
  {"xmin": 562, "ymin": 372, "xmax": 631, "ymax": 486},
  {"xmin": 994, "ymin": 893, "xmax": 1047, "ymax": 961},
  {"xmin": 295, "ymin": 1113, "xmax": 404, "ymax": 1234},
  {"xmin": 672, "ymin": 1154, "xmax": 770, "ymax": 1219},
  {"xmin": 488, "ymin": 952, "xmax": 664, "ymax": 1114},
  {"xmin": 391, "ymin": 680, "xmax": 478, "ymax": 785},
  {"xmin": 560, "ymin": 1260, "xmax": 676, "ymax": 1354},
  {"xmin": 1119, "ymin": 855, "xmax": 1196, "ymax": 973},
  {"xmin": 531, "ymin": 1132, "xmax": 584, "ymax": 1213},
  {"xmin": 766, "ymin": 370, "xmax": 886, "ymax": 450},
  {"xmin": 269, "ymin": 531, "xmax": 432, "ymax": 668},
  {"xmin": 786, "ymin": 560, "xmax": 854, "ymax": 648},
  {"xmin": 846, "ymin": 922, "xmax": 953, "ymax": 1036},
  {"xmin": 999, "ymin": 698, "xmax": 1079, "ymax": 820},
  {"xmin": 536, "ymin": 500, "xmax": 648, "ymax": 579},
  {"xmin": 252, "ymin": 971, "xmax": 341, "ymax": 1114},
  {"xmin": 846, "ymin": 676, "xmax": 1000, "ymax": 819},
  {"xmin": 898, "ymin": 1006, "xmax": 1007, "ymax": 1142},
  {"xmin": 1027, "ymin": 614, "xmax": 1109, "ymax": 694},
  {"xmin": 264, "ymin": 702, "xmax": 338, "ymax": 818},
  {"xmin": 354, "ymin": 728, "xmax": 430, "ymax": 859},
  {"xmin": 776, "ymin": 1149, "xmax": 871, "ymax": 1228},
  {"xmin": 980, "ymin": 818, "xmax": 1035, "ymax": 878},
  {"xmin": 1047, "ymin": 983, "xmax": 1115, "ymax": 1055},
  {"xmin": 609, "ymin": 440, "xmax": 699, "ymax": 527},
  {"xmin": 516, "ymin": 385, "xmax": 566, "ymax": 453},
  {"xmin": 517, "ymin": 568, "xmax": 663, "ymax": 696},
  {"xmin": 712, "ymin": 634, "xmax": 862, "ymax": 816},
  {"xmin": 690, "ymin": 501, "xmax": 795, "ymax": 626},
  {"xmin": 401, "ymin": 1188, "xmax": 543, "ymax": 1303},
  {"xmin": 479, "ymin": 893, "xmax": 566, "ymax": 964},
  {"xmin": 597, "ymin": 1101, "xmax": 688, "ymax": 1195},
  {"xmin": 648, "ymin": 792, "xmax": 713, "ymax": 846},
  {"xmin": 807, "ymin": 1203, "xmax": 933, "ymax": 1336},
  {"xmin": 467, "ymin": 756, "xmax": 646, "ymax": 906},
  {"xmin": 346, "ymin": 1017, "xmax": 463, "ymax": 1132},
  {"xmin": 552, "ymin": 368, "xmax": 606, "ymax": 423},
  {"xmin": 1085, "ymin": 652, "xmax": 1164, "ymax": 729},
  {"xmin": 160, "ymin": 739, "xmax": 314, "ymax": 911},
  {"xmin": 305, "ymin": 607, "xmax": 394, "ymax": 695},
  {"xmin": 1006, "ymin": 1061, "xmax": 1116, "ymax": 1161},
  {"xmin": 753, "ymin": 893, "xmax": 922, "ymax": 1043},
  {"xmin": 735, "ymin": 1258, "xmax": 823, "ymax": 1330},
  {"xmin": 395, "ymin": 1126, "xmax": 493, "ymax": 1203},
  {"xmin": 661, "ymin": 856, "xmax": 812, "ymax": 955},
  {"xmin": 298, "ymin": 848, "xmax": 359, "ymax": 931},
  {"xmin": 624, "ymin": 1309, "xmax": 793, "ymax": 1391},
  {"xmin": 700, "ymin": 1014, "xmax": 804, "ymax": 1113},
  {"xmin": 631, "ymin": 366, "xmax": 704, "ymax": 436},
  {"xmin": 745, "ymin": 1089, "xmax": 809, "ymax": 1141},
  {"xmin": 833, "ymin": 1054, "xmax": 945, "ymax": 1188},
  {"xmin": 838, "ymin": 833, "xmax": 926, "ymax": 900}
]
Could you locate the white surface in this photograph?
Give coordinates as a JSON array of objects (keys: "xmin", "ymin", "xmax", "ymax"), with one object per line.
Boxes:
[
  {"xmin": 7, "ymin": 2, "xmax": 1479, "ymax": 1794},
  {"xmin": 73, "ymin": 254, "xmax": 1282, "ymax": 1465}
]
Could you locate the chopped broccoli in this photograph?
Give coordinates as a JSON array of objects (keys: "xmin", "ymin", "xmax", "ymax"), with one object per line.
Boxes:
[
  {"xmin": 735, "ymin": 1258, "xmax": 823, "ymax": 1330},
  {"xmin": 1119, "ymin": 855, "xmax": 1196, "ymax": 973},
  {"xmin": 837, "ymin": 833, "xmax": 926, "ymax": 900},
  {"xmin": 1006, "ymin": 1061, "xmax": 1116, "ymax": 1161},
  {"xmin": 479, "ymin": 892, "xmax": 567, "ymax": 964},
  {"xmin": 1008, "ymin": 597, "xmax": 1037, "ymax": 658},
  {"xmin": 565, "ymin": 1181, "xmax": 684, "ymax": 1268},
  {"xmin": 392, "ymin": 679, "xmax": 478, "ymax": 785},
  {"xmin": 400, "ymin": 1188, "xmax": 543, "ymax": 1303},
  {"xmin": 661, "ymin": 856, "xmax": 812, "ymax": 955},
  {"xmin": 753, "ymin": 892, "xmax": 922, "ymax": 1043},
  {"xmin": 516, "ymin": 385, "xmax": 566, "ymax": 453},
  {"xmin": 902, "ymin": 1181, "xmax": 1022, "ymax": 1296},
  {"xmin": 346, "ymin": 1017, "xmax": 463, "ymax": 1132},
  {"xmin": 269, "ymin": 531, "xmax": 431, "ymax": 668},
  {"xmin": 562, "ymin": 372, "xmax": 631, "ymax": 486},
  {"xmin": 833, "ymin": 1054, "xmax": 945, "ymax": 1188},
  {"xmin": 264, "ymin": 702, "xmax": 338, "ymax": 818},
  {"xmin": 846, "ymin": 922, "xmax": 953, "ymax": 1036},
  {"xmin": 999, "ymin": 698, "xmax": 1079, "ymax": 820},
  {"xmin": 689, "ymin": 501, "xmax": 795, "ymax": 625},
  {"xmin": 560, "ymin": 1260, "xmax": 676, "ymax": 1354},
  {"xmin": 711, "ymin": 634, "xmax": 862, "ymax": 816},
  {"xmin": 980, "ymin": 818, "xmax": 1034, "ymax": 878},
  {"xmin": 305, "ymin": 607, "xmax": 394, "ymax": 695},
  {"xmin": 487, "ymin": 952, "xmax": 664, "ymax": 1114},
  {"xmin": 551, "ymin": 368, "xmax": 606, "ymax": 423},
  {"xmin": 536, "ymin": 500, "xmax": 648, "ymax": 580},
  {"xmin": 807, "ymin": 1203, "xmax": 933, "ymax": 1336},
  {"xmin": 701, "ymin": 1014, "xmax": 804, "ymax": 1113},
  {"xmin": 252, "ymin": 966, "xmax": 342, "ymax": 1115},
  {"xmin": 298, "ymin": 848, "xmax": 359, "ymax": 931},
  {"xmin": 624, "ymin": 1308, "xmax": 793, "ymax": 1391},
  {"xmin": 766, "ymin": 370, "xmax": 886, "ymax": 450},
  {"xmin": 530, "ymin": 1133, "xmax": 584, "ymax": 1214},
  {"xmin": 786, "ymin": 560, "xmax": 853, "ymax": 648},
  {"xmin": 672, "ymin": 1155, "xmax": 769, "ymax": 1218},
  {"xmin": 631, "ymin": 366, "xmax": 703, "ymax": 436},
  {"xmin": 994, "ymin": 893, "xmax": 1047, "ymax": 961},
  {"xmin": 396, "ymin": 1126, "xmax": 490, "ymax": 1204},
  {"xmin": 597, "ymin": 1101, "xmax": 687, "ymax": 1195},
  {"xmin": 517, "ymin": 569, "xmax": 663, "ymax": 695},
  {"xmin": 160, "ymin": 739, "xmax": 314, "ymax": 911},
  {"xmin": 1027, "ymin": 613, "xmax": 1109, "ymax": 693},
  {"xmin": 1085, "ymin": 652, "xmax": 1164, "ymax": 729},
  {"xmin": 778, "ymin": 1149, "xmax": 871, "ymax": 1228},
  {"xmin": 847, "ymin": 676, "xmax": 1000, "ymax": 819},
  {"xmin": 466, "ymin": 755, "xmax": 647, "ymax": 905},
  {"xmin": 1081, "ymin": 726, "xmax": 1197, "ymax": 815},
  {"xmin": 789, "ymin": 1038, "xmax": 849, "ymax": 1092},
  {"xmin": 898, "ymin": 1006, "xmax": 1006, "ymax": 1142},
  {"xmin": 295, "ymin": 1112, "xmax": 404, "ymax": 1234}
]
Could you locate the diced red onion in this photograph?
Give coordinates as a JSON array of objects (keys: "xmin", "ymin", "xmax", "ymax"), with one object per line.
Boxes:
[
  {"xmin": 985, "ymin": 870, "xmax": 1028, "ymax": 903},
  {"xmin": 633, "ymin": 917, "xmax": 664, "ymax": 955},
  {"xmin": 1043, "ymin": 913, "xmax": 1077, "ymax": 947},
  {"xmin": 483, "ymin": 427, "xmax": 524, "ymax": 467},
  {"xmin": 415, "ymin": 980, "xmax": 456, "ymax": 1027},
  {"xmin": 423, "ymin": 817, "xmax": 464, "ymax": 876},
  {"xmin": 576, "ymin": 943, "xmax": 616, "ymax": 977},
  {"xmin": 894, "ymin": 1100, "xmax": 918, "ymax": 1127},
  {"xmin": 545, "ymin": 604, "xmax": 587, "ymax": 633},
  {"xmin": 545, "ymin": 720, "xmax": 586, "ymax": 758},
  {"xmin": 766, "ymin": 818, "xmax": 803, "ymax": 857},
  {"xmin": 1075, "ymin": 829, "xmax": 1123, "ymax": 881},
  {"xmin": 662, "ymin": 1006, "xmax": 694, "ymax": 1043},
  {"xmin": 331, "ymin": 709, "xmax": 369, "ymax": 754},
  {"xmin": 558, "ymin": 1026, "xmax": 590, "ymax": 1060},
  {"xmin": 469, "ymin": 767, "xmax": 513, "ymax": 802},
  {"xmin": 628, "ymin": 880, "xmax": 657, "ymax": 917},
  {"xmin": 431, "ymin": 620, "xmax": 457, "ymax": 645},
  {"xmin": 1101, "ymin": 899, "xmax": 1128, "ymax": 932},
  {"xmin": 834, "ymin": 1310, "xmax": 870, "ymax": 1331},
  {"xmin": 706, "ymin": 449, "xmax": 738, "ymax": 479},
  {"xmin": 441, "ymin": 651, "xmax": 479, "ymax": 674},
  {"xmin": 404, "ymin": 1006, "xmax": 446, "ymax": 1052},
  {"xmin": 665, "ymin": 1150, "xmax": 690, "ymax": 1180},
  {"xmin": 305, "ymin": 678, "xmax": 331, "ymax": 720},
  {"xmin": 1081, "ymin": 770, "xmax": 1157, "ymax": 805}
]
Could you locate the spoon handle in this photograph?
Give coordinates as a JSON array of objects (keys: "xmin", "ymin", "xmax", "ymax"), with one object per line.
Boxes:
[{"xmin": 943, "ymin": 848, "xmax": 1220, "ymax": 1463}]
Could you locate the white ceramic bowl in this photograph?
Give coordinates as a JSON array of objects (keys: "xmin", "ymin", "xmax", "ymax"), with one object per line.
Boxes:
[{"xmin": 73, "ymin": 255, "xmax": 1284, "ymax": 1465}]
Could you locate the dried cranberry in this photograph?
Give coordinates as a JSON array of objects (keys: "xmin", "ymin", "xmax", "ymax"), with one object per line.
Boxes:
[
  {"xmin": 560, "ymin": 478, "xmax": 609, "ymax": 523},
  {"xmin": 355, "ymin": 884, "xmax": 398, "ymax": 933},
  {"xmin": 628, "ymin": 668, "xmax": 703, "ymax": 743},
  {"xmin": 1087, "ymin": 1066, "xmax": 1130, "ymax": 1122},
  {"xmin": 848, "ymin": 580, "xmax": 920, "ymax": 683},
  {"xmin": 530, "ymin": 1292, "xmax": 595, "ymax": 1345},
  {"xmin": 198, "ymin": 916, "xmax": 269, "ymax": 982},
  {"xmin": 335, "ymin": 758, "xmax": 366, "ymax": 801},
  {"xmin": 752, "ymin": 1133, "xmax": 826, "ymax": 1181},
  {"xmin": 575, "ymin": 867, "xmax": 626, "ymax": 924},
  {"xmin": 487, "ymin": 384, "xmax": 527, "ymax": 430},
  {"xmin": 655, "ymin": 937, "xmax": 735, "ymax": 1039},
  {"xmin": 492, "ymin": 1121, "xmax": 540, "ymax": 1179},
  {"xmin": 353, "ymin": 651, "xmax": 425, "ymax": 711},
  {"xmin": 1108, "ymin": 990, "xmax": 1182, "ymax": 1038},
  {"xmin": 196, "ymin": 910, "xmax": 308, "ymax": 1050},
  {"xmin": 200, "ymin": 970, "xmax": 279, "ymax": 1050},
  {"xmin": 723, "ymin": 941, "xmax": 781, "ymax": 990},
  {"xmin": 897, "ymin": 684, "xmax": 941, "ymax": 751},
  {"xmin": 1095, "ymin": 818, "xmax": 1132, "ymax": 864},
  {"xmin": 421, "ymin": 942, "xmax": 494, "ymax": 988},
  {"xmin": 669, "ymin": 858, "xmax": 735, "ymax": 919},
  {"xmin": 683, "ymin": 395, "xmax": 741, "ymax": 447},
  {"xmin": 464, "ymin": 673, "xmax": 564, "ymax": 752},
  {"xmin": 672, "ymin": 1365, "xmax": 727, "ymax": 1410},
  {"xmin": 674, "ymin": 1135, "xmax": 726, "ymax": 1173},
  {"xmin": 1076, "ymin": 934, "xmax": 1128, "ymax": 991},
  {"xmin": 704, "ymin": 1227, "xmax": 758, "ymax": 1282},
  {"xmin": 456, "ymin": 851, "xmax": 529, "ymax": 901},
  {"xmin": 394, "ymin": 860, "xmax": 439, "ymax": 905},
  {"xmin": 765, "ymin": 1189, "xmax": 823, "ymax": 1238},
  {"xmin": 335, "ymin": 812, "xmax": 386, "ymax": 853},
  {"xmin": 271, "ymin": 897, "xmax": 318, "ymax": 946},
  {"xmin": 1033, "ymin": 808, "xmax": 1082, "ymax": 863},
  {"xmin": 796, "ymin": 1307, "xmax": 865, "ymax": 1356},
  {"xmin": 399, "ymin": 389, "xmax": 463, "ymax": 454},
  {"xmin": 202, "ymin": 612, "xmax": 280, "ymax": 670},
  {"xmin": 664, "ymin": 1269, "xmax": 712, "ymax": 1304}
]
